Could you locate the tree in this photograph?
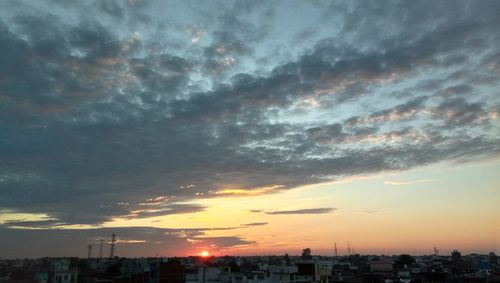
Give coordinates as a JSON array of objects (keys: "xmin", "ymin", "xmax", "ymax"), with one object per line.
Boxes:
[
  {"xmin": 395, "ymin": 254, "xmax": 415, "ymax": 269},
  {"xmin": 106, "ymin": 262, "xmax": 121, "ymax": 277},
  {"xmin": 301, "ymin": 248, "xmax": 312, "ymax": 259},
  {"xmin": 228, "ymin": 261, "xmax": 240, "ymax": 273},
  {"xmin": 268, "ymin": 255, "xmax": 281, "ymax": 265}
]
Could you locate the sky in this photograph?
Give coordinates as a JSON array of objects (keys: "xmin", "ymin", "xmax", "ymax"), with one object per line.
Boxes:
[{"xmin": 0, "ymin": 0, "xmax": 499, "ymax": 259}]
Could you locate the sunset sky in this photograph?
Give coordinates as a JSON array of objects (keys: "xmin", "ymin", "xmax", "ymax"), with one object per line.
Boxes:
[{"xmin": 0, "ymin": 0, "xmax": 499, "ymax": 259}]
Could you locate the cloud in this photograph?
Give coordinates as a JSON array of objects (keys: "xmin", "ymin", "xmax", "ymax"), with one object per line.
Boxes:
[
  {"xmin": 0, "ymin": 0, "xmax": 499, "ymax": 233},
  {"xmin": 266, "ymin": 208, "xmax": 336, "ymax": 215},
  {"xmin": 241, "ymin": 222, "xmax": 268, "ymax": 227},
  {"xmin": 98, "ymin": 0, "xmax": 124, "ymax": 18},
  {"xmin": 192, "ymin": 236, "xmax": 256, "ymax": 249},
  {"xmin": 2, "ymin": 219, "xmax": 67, "ymax": 229},
  {"xmin": 211, "ymin": 185, "xmax": 284, "ymax": 197},
  {"xmin": 0, "ymin": 226, "xmax": 252, "ymax": 259},
  {"xmin": 345, "ymin": 96, "xmax": 428, "ymax": 127},
  {"xmin": 432, "ymin": 98, "xmax": 490, "ymax": 126},
  {"xmin": 128, "ymin": 203, "xmax": 207, "ymax": 219}
]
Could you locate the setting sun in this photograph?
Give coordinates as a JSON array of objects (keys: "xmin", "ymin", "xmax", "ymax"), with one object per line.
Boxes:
[{"xmin": 199, "ymin": 251, "xmax": 210, "ymax": 257}]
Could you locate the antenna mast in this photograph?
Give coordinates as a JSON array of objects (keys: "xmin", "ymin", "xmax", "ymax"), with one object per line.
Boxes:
[
  {"xmin": 433, "ymin": 247, "xmax": 440, "ymax": 256},
  {"xmin": 87, "ymin": 244, "xmax": 93, "ymax": 259},
  {"xmin": 110, "ymin": 233, "xmax": 116, "ymax": 258},
  {"xmin": 99, "ymin": 239, "xmax": 104, "ymax": 258}
]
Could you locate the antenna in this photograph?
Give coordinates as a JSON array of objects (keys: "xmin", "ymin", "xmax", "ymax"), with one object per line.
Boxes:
[
  {"xmin": 348, "ymin": 242, "xmax": 351, "ymax": 256},
  {"xmin": 87, "ymin": 244, "xmax": 93, "ymax": 259},
  {"xmin": 99, "ymin": 239, "xmax": 104, "ymax": 258},
  {"xmin": 334, "ymin": 242, "xmax": 338, "ymax": 257},
  {"xmin": 110, "ymin": 233, "xmax": 116, "ymax": 258},
  {"xmin": 433, "ymin": 247, "xmax": 440, "ymax": 256}
]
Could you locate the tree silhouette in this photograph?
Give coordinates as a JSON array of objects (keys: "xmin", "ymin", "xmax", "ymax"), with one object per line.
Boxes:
[
  {"xmin": 301, "ymin": 248, "xmax": 312, "ymax": 259},
  {"xmin": 395, "ymin": 254, "xmax": 415, "ymax": 269}
]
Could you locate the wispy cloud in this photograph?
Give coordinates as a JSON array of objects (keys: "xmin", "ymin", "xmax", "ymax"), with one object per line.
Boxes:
[
  {"xmin": 356, "ymin": 208, "xmax": 391, "ymax": 215},
  {"xmin": 241, "ymin": 222, "xmax": 268, "ymax": 227},
  {"xmin": 356, "ymin": 210, "xmax": 380, "ymax": 215},
  {"xmin": 211, "ymin": 185, "xmax": 284, "ymax": 197},
  {"xmin": 128, "ymin": 203, "xmax": 206, "ymax": 219},
  {"xmin": 266, "ymin": 208, "xmax": 336, "ymax": 215}
]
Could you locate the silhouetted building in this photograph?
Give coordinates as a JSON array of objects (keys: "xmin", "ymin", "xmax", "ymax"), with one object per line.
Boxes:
[
  {"xmin": 451, "ymin": 250, "xmax": 462, "ymax": 262},
  {"xmin": 449, "ymin": 250, "xmax": 473, "ymax": 274},
  {"xmin": 369, "ymin": 260, "xmax": 393, "ymax": 273},
  {"xmin": 295, "ymin": 259, "xmax": 331, "ymax": 283},
  {"xmin": 158, "ymin": 261, "xmax": 185, "ymax": 283},
  {"xmin": 490, "ymin": 252, "xmax": 498, "ymax": 265},
  {"xmin": 117, "ymin": 259, "xmax": 150, "ymax": 283},
  {"xmin": 49, "ymin": 259, "xmax": 77, "ymax": 283}
]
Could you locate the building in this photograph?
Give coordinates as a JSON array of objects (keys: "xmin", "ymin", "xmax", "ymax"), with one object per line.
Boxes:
[
  {"xmin": 49, "ymin": 259, "xmax": 77, "ymax": 283},
  {"xmin": 158, "ymin": 261, "xmax": 185, "ymax": 283},
  {"xmin": 295, "ymin": 259, "xmax": 332, "ymax": 283},
  {"xmin": 369, "ymin": 260, "xmax": 393, "ymax": 273}
]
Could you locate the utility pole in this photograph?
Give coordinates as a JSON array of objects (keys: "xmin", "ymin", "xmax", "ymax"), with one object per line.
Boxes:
[
  {"xmin": 99, "ymin": 239, "xmax": 104, "ymax": 258},
  {"xmin": 87, "ymin": 244, "xmax": 93, "ymax": 259}
]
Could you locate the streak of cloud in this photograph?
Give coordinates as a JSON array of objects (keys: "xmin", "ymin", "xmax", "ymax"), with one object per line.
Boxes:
[{"xmin": 266, "ymin": 208, "xmax": 336, "ymax": 215}]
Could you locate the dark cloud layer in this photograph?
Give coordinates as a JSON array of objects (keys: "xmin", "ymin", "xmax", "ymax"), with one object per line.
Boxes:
[
  {"xmin": 128, "ymin": 203, "xmax": 207, "ymax": 219},
  {"xmin": 0, "ymin": 226, "xmax": 253, "ymax": 258},
  {"xmin": 0, "ymin": 0, "xmax": 499, "ymax": 256}
]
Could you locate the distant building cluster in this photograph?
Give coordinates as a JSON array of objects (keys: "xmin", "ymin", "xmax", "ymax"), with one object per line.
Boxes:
[{"xmin": 1, "ymin": 249, "xmax": 499, "ymax": 283}]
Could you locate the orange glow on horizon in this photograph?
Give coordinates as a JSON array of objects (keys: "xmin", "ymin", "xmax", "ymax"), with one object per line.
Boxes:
[{"xmin": 199, "ymin": 250, "xmax": 210, "ymax": 257}]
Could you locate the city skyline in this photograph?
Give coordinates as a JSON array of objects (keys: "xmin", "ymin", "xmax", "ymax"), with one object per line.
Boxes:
[{"xmin": 0, "ymin": 0, "xmax": 499, "ymax": 259}]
